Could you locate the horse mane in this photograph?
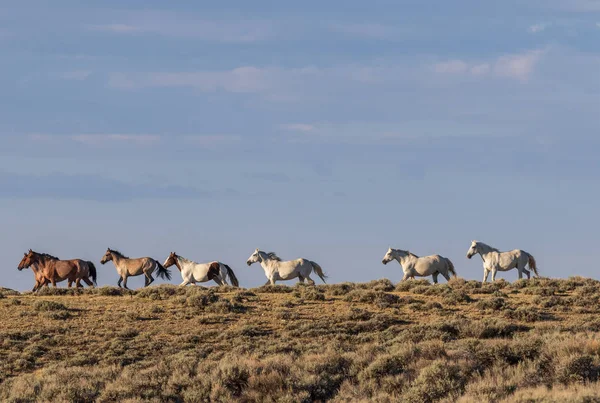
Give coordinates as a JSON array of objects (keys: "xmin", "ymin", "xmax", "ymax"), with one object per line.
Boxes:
[
  {"xmin": 30, "ymin": 251, "xmax": 59, "ymax": 261},
  {"xmin": 266, "ymin": 252, "xmax": 281, "ymax": 261},
  {"xmin": 476, "ymin": 242, "xmax": 500, "ymax": 253},
  {"xmin": 393, "ymin": 249, "xmax": 419, "ymax": 258},
  {"xmin": 109, "ymin": 249, "xmax": 129, "ymax": 259}
]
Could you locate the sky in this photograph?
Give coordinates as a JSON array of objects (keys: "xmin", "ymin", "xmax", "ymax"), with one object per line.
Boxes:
[{"xmin": 1, "ymin": 1, "xmax": 599, "ymax": 291}]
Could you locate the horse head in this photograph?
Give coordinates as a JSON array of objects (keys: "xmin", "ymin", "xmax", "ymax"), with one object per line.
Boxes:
[
  {"xmin": 382, "ymin": 247, "xmax": 395, "ymax": 265},
  {"xmin": 163, "ymin": 252, "xmax": 179, "ymax": 270},
  {"xmin": 467, "ymin": 241, "xmax": 479, "ymax": 259},
  {"xmin": 100, "ymin": 248, "xmax": 113, "ymax": 265},
  {"xmin": 247, "ymin": 249, "xmax": 261, "ymax": 266}
]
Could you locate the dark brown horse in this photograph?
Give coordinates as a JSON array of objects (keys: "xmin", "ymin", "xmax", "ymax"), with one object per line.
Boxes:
[{"xmin": 18, "ymin": 250, "xmax": 97, "ymax": 289}]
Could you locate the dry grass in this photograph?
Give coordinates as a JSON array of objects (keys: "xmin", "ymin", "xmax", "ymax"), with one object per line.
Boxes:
[{"xmin": 2, "ymin": 278, "xmax": 600, "ymax": 402}]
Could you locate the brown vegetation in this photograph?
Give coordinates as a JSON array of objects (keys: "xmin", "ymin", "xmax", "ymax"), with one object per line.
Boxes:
[{"xmin": 1, "ymin": 277, "xmax": 600, "ymax": 402}]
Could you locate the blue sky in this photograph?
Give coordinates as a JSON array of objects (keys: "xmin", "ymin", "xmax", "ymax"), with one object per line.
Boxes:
[{"xmin": 1, "ymin": 1, "xmax": 599, "ymax": 290}]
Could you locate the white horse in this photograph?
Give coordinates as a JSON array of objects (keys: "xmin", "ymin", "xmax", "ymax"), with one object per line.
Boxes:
[
  {"xmin": 246, "ymin": 249, "xmax": 327, "ymax": 285},
  {"xmin": 382, "ymin": 248, "xmax": 456, "ymax": 283},
  {"xmin": 163, "ymin": 252, "xmax": 239, "ymax": 287},
  {"xmin": 466, "ymin": 240, "xmax": 539, "ymax": 282}
]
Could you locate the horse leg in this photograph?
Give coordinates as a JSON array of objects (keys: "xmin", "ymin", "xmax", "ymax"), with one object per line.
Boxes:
[
  {"xmin": 117, "ymin": 276, "xmax": 123, "ymax": 288},
  {"xmin": 122, "ymin": 276, "xmax": 130, "ymax": 290},
  {"xmin": 179, "ymin": 279, "xmax": 191, "ymax": 287},
  {"xmin": 143, "ymin": 272, "xmax": 150, "ymax": 287},
  {"xmin": 264, "ymin": 279, "xmax": 272, "ymax": 286},
  {"xmin": 76, "ymin": 278, "xmax": 83, "ymax": 288},
  {"xmin": 432, "ymin": 272, "xmax": 439, "ymax": 284},
  {"xmin": 491, "ymin": 269, "xmax": 497, "ymax": 282},
  {"xmin": 482, "ymin": 269, "xmax": 490, "ymax": 283},
  {"xmin": 402, "ymin": 273, "xmax": 410, "ymax": 281},
  {"xmin": 305, "ymin": 275, "xmax": 316, "ymax": 286},
  {"xmin": 145, "ymin": 271, "xmax": 155, "ymax": 286},
  {"xmin": 441, "ymin": 271, "xmax": 451, "ymax": 281},
  {"xmin": 83, "ymin": 277, "xmax": 94, "ymax": 287},
  {"xmin": 297, "ymin": 275, "xmax": 305, "ymax": 284},
  {"xmin": 522, "ymin": 267, "xmax": 531, "ymax": 280}
]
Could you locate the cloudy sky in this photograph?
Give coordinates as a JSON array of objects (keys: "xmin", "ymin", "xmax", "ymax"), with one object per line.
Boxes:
[{"xmin": 1, "ymin": 1, "xmax": 599, "ymax": 290}]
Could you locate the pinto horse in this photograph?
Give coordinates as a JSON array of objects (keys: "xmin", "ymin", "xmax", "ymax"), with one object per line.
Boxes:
[
  {"xmin": 18, "ymin": 250, "xmax": 97, "ymax": 289},
  {"xmin": 163, "ymin": 252, "xmax": 239, "ymax": 287},
  {"xmin": 100, "ymin": 248, "xmax": 171, "ymax": 289}
]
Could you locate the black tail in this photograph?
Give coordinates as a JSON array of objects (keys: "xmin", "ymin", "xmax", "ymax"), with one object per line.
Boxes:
[
  {"xmin": 87, "ymin": 261, "xmax": 97, "ymax": 285},
  {"xmin": 155, "ymin": 260, "xmax": 172, "ymax": 281},
  {"xmin": 223, "ymin": 264, "xmax": 239, "ymax": 287}
]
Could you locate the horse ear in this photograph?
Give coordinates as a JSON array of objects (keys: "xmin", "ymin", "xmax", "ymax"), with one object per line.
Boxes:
[{"xmin": 255, "ymin": 248, "xmax": 259, "ymax": 252}]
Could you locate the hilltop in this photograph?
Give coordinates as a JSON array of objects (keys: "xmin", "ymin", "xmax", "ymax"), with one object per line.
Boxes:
[{"xmin": 2, "ymin": 277, "xmax": 600, "ymax": 402}]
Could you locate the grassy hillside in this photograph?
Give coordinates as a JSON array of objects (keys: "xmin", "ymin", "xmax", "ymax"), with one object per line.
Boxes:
[{"xmin": 2, "ymin": 277, "xmax": 600, "ymax": 402}]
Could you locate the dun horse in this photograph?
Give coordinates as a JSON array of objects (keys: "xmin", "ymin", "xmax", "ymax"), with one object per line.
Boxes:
[
  {"xmin": 246, "ymin": 249, "xmax": 327, "ymax": 285},
  {"xmin": 18, "ymin": 250, "xmax": 97, "ymax": 289},
  {"xmin": 163, "ymin": 252, "xmax": 239, "ymax": 287},
  {"xmin": 466, "ymin": 240, "xmax": 539, "ymax": 282},
  {"xmin": 100, "ymin": 248, "xmax": 171, "ymax": 289},
  {"xmin": 382, "ymin": 248, "xmax": 456, "ymax": 283}
]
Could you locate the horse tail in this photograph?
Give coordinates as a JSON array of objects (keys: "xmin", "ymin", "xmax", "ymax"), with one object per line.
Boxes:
[
  {"xmin": 154, "ymin": 260, "xmax": 172, "ymax": 281},
  {"xmin": 309, "ymin": 261, "xmax": 327, "ymax": 283},
  {"xmin": 527, "ymin": 253, "xmax": 539, "ymax": 277},
  {"xmin": 222, "ymin": 264, "xmax": 239, "ymax": 287},
  {"xmin": 446, "ymin": 258, "xmax": 457, "ymax": 277},
  {"xmin": 87, "ymin": 261, "xmax": 98, "ymax": 285}
]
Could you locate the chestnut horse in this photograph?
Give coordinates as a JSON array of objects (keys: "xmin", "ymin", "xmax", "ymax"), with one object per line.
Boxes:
[{"xmin": 18, "ymin": 250, "xmax": 97, "ymax": 289}]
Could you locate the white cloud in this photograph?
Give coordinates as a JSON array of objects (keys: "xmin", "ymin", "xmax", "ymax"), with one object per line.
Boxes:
[
  {"xmin": 433, "ymin": 60, "xmax": 468, "ymax": 74},
  {"xmin": 59, "ymin": 70, "xmax": 92, "ymax": 81},
  {"xmin": 182, "ymin": 135, "xmax": 241, "ymax": 147},
  {"xmin": 88, "ymin": 12, "xmax": 273, "ymax": 43},
  {"xmin": 279, "ymin": 124, "xmax": 315, "ymax": 132},
  {"xmin": 470, "ymin": 64, "xmax": 491, "ymax": 75},
  {"xmin": 432, "ymin": 49, "xmax": 546, "ymax": 81},
  {"xmin": 109, "ymin": 67, "xmax": 271, "ymax": 93},
  {"xmin": 529, "ymin": 23, "xmax": 549, "ymax": 33},
  {"xmin": 494, "ymin": 50, "xmax": 545, "ymax": 81},
  {"xmin": 70, "ymin": 134, "xmax": 161, "ymax": 146},
  {"xmin": 281, "ymin": 122, "xmax": 518, "ymax": 145},
  {"xmin": 89, "ymin": 24, "xmax": 140, "ymax": 34},
  {"xmin": 328, "ymin": 22, "xmax": 404, "ymax": 39}
]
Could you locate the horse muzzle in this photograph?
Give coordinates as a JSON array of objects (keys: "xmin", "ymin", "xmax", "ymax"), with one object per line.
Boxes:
[
  {"xmin": 246, "ymin": 261, "xmax": 252, "ymax": 266},
  {"xmin": 466, "ymin": 253, "xmax": 473, "ymax": 259},
  {"xmin": 382, "ymin": 260, "xmax": 388, "ymax": 265}
]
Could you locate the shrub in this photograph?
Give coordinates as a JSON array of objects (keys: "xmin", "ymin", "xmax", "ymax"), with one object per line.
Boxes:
[
  {"xmin": 324, "ymin": 282, "xmax": 355, "ymax": 296},
  {"xmin": 34, "ymin": 300, "xmax": 67, "ymax": 312},
  {"xmin": 357, "ymin": 279, "xmax": 395, "ymax": 292},
  {"xmin": 94, "ymin": 286, "xmax": 127, "ymax": 296},
  {"xmin": 403, "ymin": 360, "xmax": 466, "ymax": 402},
  {"xmin": 293, "ymin": 286, "xmax": 325, "ymax": 301},
  {"xmin": 254, "ymin": 285, "xmax": 292, "ymax": 294},
  {"xmin": 186, "ymin": 291, "xmax": 220, "ymax": 309},
  {"xmin": 395, "ymin": 279, "xmax": 430, "ymax": 292},
  {"xmin": 344, "ymin": 290, "xmax": 401, "ymax": 308},
  {"xmin": 558, "ymin": 355, "xmax": 599, "ymax": 384},
  {"xmin": 476, "ymin": 297, "xmax": 507, "ymax": 311}
]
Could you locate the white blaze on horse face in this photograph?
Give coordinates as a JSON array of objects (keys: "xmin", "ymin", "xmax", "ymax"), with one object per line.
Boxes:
[{"xmin": 246, "ymin": 249, "xmax": 260, "ymax": 266}]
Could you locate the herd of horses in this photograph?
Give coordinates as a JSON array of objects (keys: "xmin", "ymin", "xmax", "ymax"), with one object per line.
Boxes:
[{"xmin": 16, "ymin": 241, "xmax": 539, "ymax": 291}]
